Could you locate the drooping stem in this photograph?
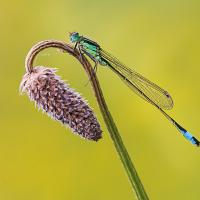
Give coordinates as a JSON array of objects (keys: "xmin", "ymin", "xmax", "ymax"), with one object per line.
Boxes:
[{"xmin": 25, "ymin": 40, "xmax": 149, "ymax": 200}]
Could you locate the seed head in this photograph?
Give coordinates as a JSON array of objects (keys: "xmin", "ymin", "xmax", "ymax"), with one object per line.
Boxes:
[{"xmin": 20, "ymin": 66, "xmax": 102, "ymax": 141}]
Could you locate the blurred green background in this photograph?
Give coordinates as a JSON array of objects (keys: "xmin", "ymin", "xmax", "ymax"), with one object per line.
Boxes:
[{"xmin": 1, "ymin": 0, "xmax": 200, "ymax": 199}]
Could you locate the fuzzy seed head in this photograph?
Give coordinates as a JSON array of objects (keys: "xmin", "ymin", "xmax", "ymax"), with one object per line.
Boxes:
[{"xmin": 20, "ymin": 66, "xmax": 102, "ymax": 141}]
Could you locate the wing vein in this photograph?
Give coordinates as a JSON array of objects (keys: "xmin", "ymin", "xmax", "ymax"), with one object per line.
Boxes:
[{"xmin": 100, "ymin": 49, "xmax": 174, "ymax": 110}]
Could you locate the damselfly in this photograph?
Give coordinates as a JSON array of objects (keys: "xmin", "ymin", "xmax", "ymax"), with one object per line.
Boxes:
[{"xmin": 69, "ymin": 32, "xmax": 199, "ymax": 146}]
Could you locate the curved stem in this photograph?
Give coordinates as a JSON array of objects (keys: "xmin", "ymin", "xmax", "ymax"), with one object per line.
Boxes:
[{"xmin": 25, "ymin": 40, "xmax": 149, "ymax": 200}]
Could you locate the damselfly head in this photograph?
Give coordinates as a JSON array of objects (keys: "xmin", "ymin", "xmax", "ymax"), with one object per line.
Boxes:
[{"xmin": 69, "ymin": 32, "xmax": 80, "ymax": 43}]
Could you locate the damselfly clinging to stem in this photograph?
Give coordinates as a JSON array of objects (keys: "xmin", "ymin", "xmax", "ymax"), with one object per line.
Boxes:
[{"xmin": 69, "ymin": 32, "xmax": 199, "ymax": 147}]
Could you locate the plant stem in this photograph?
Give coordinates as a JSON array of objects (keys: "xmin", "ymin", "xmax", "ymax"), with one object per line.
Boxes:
[{"xmin": 25, "ymin": 40, "xmax": 149, "ymax": 200}]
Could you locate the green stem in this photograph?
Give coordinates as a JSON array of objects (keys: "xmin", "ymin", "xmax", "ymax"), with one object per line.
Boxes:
[
  {"xmin": 25, "ymin": 40, "xmax": 149, "ymax": 200},
  {"xmin": 98, "ymin": 96, "xmax": 149, "ymax": 200},
  {"xmin": 88, "ymin": 64, "xmax": 149, "ymax": 200}
]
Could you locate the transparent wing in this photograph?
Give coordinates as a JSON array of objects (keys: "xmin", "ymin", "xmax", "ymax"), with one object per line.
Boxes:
[{"xmin": 100, "ymin": 49, "xmax": 174, "ymax": 110}]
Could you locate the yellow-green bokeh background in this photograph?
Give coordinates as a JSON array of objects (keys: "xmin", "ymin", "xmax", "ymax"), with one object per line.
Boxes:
[{"xmin": 1, "ymin": 0, "xmax": 200, "ymax": 199}]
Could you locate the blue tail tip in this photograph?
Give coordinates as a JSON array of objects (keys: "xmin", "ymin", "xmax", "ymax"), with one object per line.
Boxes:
[
  {"xmin": 181, "ymin": 130, "xmax": 200, "ymax": 146},
  {"xmin": 191, "ymin": 137, "xmax": 200, "ymax": 147}
]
